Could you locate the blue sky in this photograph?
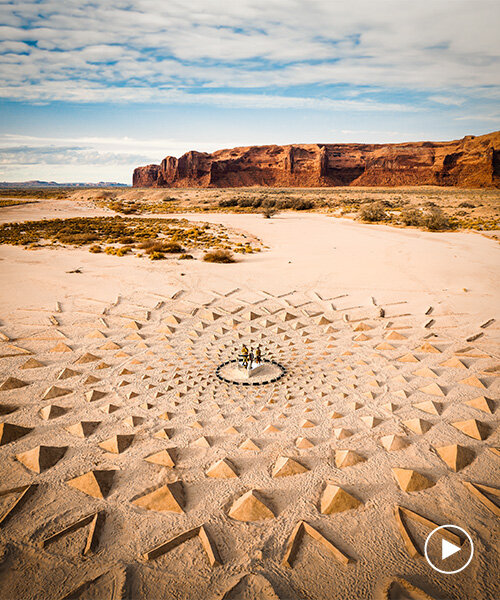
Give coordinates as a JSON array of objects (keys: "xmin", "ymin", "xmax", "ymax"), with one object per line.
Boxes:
[{"xmin": 0, "ymin": 0, "xmax": 499, "ymax": 183}]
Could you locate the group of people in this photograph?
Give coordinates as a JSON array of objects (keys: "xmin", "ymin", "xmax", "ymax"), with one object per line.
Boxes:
[{"xmin": 238, "ymin": 344, "xmax": 262, "ymax": 369}]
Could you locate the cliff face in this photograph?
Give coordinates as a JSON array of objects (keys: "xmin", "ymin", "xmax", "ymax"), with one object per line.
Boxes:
[{"xmin": 133, "ymin": 131, "xmax": 500, "ymax": 188}]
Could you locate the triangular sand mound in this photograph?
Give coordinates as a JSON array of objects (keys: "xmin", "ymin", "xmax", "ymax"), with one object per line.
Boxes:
[
  {"xmin": 453, "ymin": 418, "xmax": 488, "ymax": 440},
  {"xmin": 206, "ymin": 458, "xmax": 238, "ymax": 478},
  {"xmin": 440, "ymin": 357, "xmax": 467, "ymax": 369},
  {"xmin": 39, "ymin": 404, "xmax": 67, "ymax": 420},
  {"xmin": 74, "ymin": 352, "xmax": 100, "ymax": 364},
  {"xmin": 296, "ymin": 437, "xmax": 314, "ymax": 449},
  {"xmin": 320, "ymin": 483, "xmax": 362, "ymax": 514},
  {"xmin": 271, "ymin": 456, "xmax": 308, "ymax": 478},
  {"xmin": 42, "ymin": 385, "xmax": 72, "ymax": 400},
  {"xmin": 191, "ymin": 436, "xmax": 211, "ymax": 448},
  {"xmin": 98, "ymin": 434, "xmax": 134, "ymax": 454},
  {"xmin": 66, "ymin": 470, "xmax": 115, "ymax": 498},
  {"xmin": 20, "ymin": 358, "xmax": 45, "ymax": 369},
  {"xmin": 85, "ymin": 389, "xmax": 107, "ymax": 402},
  {"xmin": 435, "ymin": 444, "xmax": 474, "ymax": 471},
  {"xmin": 153, "ymin": 428, "xmax": 171, "ymax": 440},
  {"xmin": 464, "ymin": 396, "xmax": 495, "ymax": 414},
  {"xmin": 392, "ymin": 468, "xmax": 434, "ymax": 492},
  {"xmin": 65, "ymin": 421, "xmax": 100, "ymax": 438},
  {"xmin": 404, "ymin": 418, "xmax": 431, "ymax": 435},
  {"xmin": 460, "ymin": 375, "xmax": 486, "ymax": 389},
  {"xmin": 381, "ymin": 434, "xmax": 408, "ymax": 451},
  {"xmin": 57, "ymin": 367, "xmax": 81, "ymax": 380},
  {"xmin": 413, "ymin": 400, "xmax": 441, "ymax": 415},
  {"xmin": 381, "ymin": 577, "xmax": 439, "ymax": 600},
  {"xmin": 228, "ymin": 490, "xmax": 275, "ymax": 521},
  {"xmin": 50, "ymin": 341, "xmax": 72, "ymax": 353},
  {"xmin": 16, "ymin": 445, "xmax": 67, "ymax": 473},
  {"xmin": 335, "ymin": 450, "xmax": 365, "ymax": 468},
  {"xmin": 0, "ymin": 422, "xmax": 32, "ymax": 445},
  {"xmin": 239, "ymin": 438, "xmax": 260, "ymax": 451},
  {"xmin": 419, "ymin": 383, "xmax": 445, "ymax": 397},
  {"xmin": 144, "ymin": 449, "xmax": 175, "ymax": 467},
  {"xmin": 0, "ymin": 377, "xmax": 28, "ymax": 391},
  {"xmin": 132, "ymin": 482, "xmax": 184, "ymax": 513},
  {"xmin": 222, "ymin": 573, "xmax": 280, "ymax": 600}
]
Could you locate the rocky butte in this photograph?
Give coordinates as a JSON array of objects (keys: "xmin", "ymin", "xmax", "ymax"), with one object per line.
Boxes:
[{"xmin": 133, "ymin": 130, "xmax": 500, "ymax": 188}]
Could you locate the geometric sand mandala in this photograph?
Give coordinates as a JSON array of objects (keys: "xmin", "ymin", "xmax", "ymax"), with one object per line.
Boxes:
[{"xmin": 0, "ymin": 287, "xmax": 498, "ymax": 599}]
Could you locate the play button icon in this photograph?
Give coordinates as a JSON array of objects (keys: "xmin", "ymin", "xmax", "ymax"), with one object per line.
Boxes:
[
  {"xmin": 424, "ymin": 525, "xmax": 474, "ymax": 574},
  {"xmin": 441, "ymin": 538, "xmax": 461, "ymax": 560}
]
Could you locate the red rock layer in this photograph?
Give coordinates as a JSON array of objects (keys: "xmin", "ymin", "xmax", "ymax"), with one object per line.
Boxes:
[{"xmin": 133, "ymin": 131, "xmax": 500, "ymax": 188}]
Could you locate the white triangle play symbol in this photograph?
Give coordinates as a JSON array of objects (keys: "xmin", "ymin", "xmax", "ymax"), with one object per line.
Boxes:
[{"xmin": 442, "ymin": 538, "xmax": 460, "ymax": 560}]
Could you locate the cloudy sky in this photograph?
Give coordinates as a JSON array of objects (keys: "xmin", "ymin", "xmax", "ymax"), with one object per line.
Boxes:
[{"xmin": 0, "ymin": 0, "xmax": 499, "ymax": 183}]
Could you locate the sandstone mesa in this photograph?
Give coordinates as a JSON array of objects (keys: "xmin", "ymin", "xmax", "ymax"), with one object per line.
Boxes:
[{"xmin": 133, "ymin": 130, "xmax": 500, "ymax": 188}]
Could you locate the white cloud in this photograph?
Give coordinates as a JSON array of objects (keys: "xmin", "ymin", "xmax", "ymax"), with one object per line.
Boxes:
[
  {"xmin": 429, "ymin": 96, "xmax": 465, "ymax": 106},
  {"xmin": 0, "ymin": 0, "xmax": 498, "ymax": 107},
  {"xmin": 0, "ymin": 133, "xmax": 236, "ymax": 181}
]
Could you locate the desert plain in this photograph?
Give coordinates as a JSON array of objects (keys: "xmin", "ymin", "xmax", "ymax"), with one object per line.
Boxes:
[{"xmin": 0, "ymin": 189, "xmax": 498, "ymax": 600}]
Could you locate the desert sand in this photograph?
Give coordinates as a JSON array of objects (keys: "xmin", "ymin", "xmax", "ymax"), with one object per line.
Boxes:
[{"xmin": 0, "ymin": 199, "xmax": 498, "ymax": 600}]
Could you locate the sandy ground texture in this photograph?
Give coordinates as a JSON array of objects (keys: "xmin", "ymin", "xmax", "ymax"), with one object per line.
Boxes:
[{"xmin": 0, "ymin": 204, "xmax": 499, "ymax": 600}]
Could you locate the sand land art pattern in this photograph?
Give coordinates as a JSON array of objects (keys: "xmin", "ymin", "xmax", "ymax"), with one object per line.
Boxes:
[{"xmin": 0, "ymin": 287, "xmax": 498, "ymax": 599}]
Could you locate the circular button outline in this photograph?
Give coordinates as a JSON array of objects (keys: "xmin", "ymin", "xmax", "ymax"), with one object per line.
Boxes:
[{"xmin": 424, "ymin": 524, "xmax": 474, "ymax": 574}]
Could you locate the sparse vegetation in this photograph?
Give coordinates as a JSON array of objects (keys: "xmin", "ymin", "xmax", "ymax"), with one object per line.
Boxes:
[
  {"xmin": 149, "ymin": 251, "xmax": 165, "ymax": 260},
  {"xmin": 203, "ymin": 249, "xmax": 235, "ymax": 263},
  {"xmin": 421, "ymin": 207, "xmax": 451, "ymax": 231},
  {"xmin": 262, "ymin": 206, "xmax": 279, "ymax": 218},
  {"xmin": 3, "ymin": 186, "xmax": 497, "ymax": 234},
  {"xmin": 0, "ymin": 199, "xmax": 37, "ymax": 208},
  {"xmin": 0, "ymin": 216, "xmax": 262, "ymax": 258},
  {"xmin": 0, "ymin": 188, "xmax": 71, "ymax": 199},
  {"xmin": 359, "ymin": 202, "xmax": 387, "ymax": 222},
  {"xmin": 399, "ymin": 207, "xmax": 423, "ymax": 226},
  {"xmin": 138, "ymin": 240, "xmax": 184, "ymax": 254}
]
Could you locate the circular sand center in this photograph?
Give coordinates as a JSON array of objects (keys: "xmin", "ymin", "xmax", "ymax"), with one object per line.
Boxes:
[{"xmin": 216, "ymin": 359, "xmax": 286, "ymax": 385}]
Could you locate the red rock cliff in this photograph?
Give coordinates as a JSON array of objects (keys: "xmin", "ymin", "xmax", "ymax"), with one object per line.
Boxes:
[{"xmin": 133, "ymin": 131, "xmax": 500, "ymax": 188}]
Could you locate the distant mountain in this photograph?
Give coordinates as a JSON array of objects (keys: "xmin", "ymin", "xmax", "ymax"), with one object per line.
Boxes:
[{"xmin": 0, "ymin": 181, "xmax": 129, "ymax": 188}]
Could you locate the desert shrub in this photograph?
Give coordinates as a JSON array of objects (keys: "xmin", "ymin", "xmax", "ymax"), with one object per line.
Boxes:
[
  {"xmin": 89, "ymin": 244, "xmax": 102, "ymax": 253},
  {"xmin": 149, "ymin": 251, "xmax": 165, "ymax": 260},
  {"xmin": 98, "ymin": 191, "xmax": 116, "ymax": 200},
  {"xmin": 400, "ymin": 208, "xmax": 423, "ymax": 226},
  {"xmin": 104, "ymin": 246, "xmax": 131, "ymax": 256},
  {"xmin": 238, "ymin": 197, "xmax": 262, "ymax": 208},
  {"xmin": 422, "ymin": 207, "xmax": 451, "ymax": 231},
  {"xmin": 108, "ymin": 201, "xmax": 138, "ymax": 214},
  {"xmin": 138, "ymin": 239, "xmax": 157, "ymax": 250},
  {"xmin": 179, "ymin": 253, "xmax": 194, "ymax": 259},
  {"xmin": 218, "ymin": 198, "xmax": 238, "ymax": 207},
  {"xmin": 203, "ymin": 249, "xmax": 235, "ymax": 263},
  {"xmin": 278, "ymin": 198, "xmax": 314, "ymax": 210},
  {"xmin": 218, "ymin": 196, "xmax": 313, "ymax": 211},
  {"xmin": 57, "ymin": 232, "xmax": 100, "ymax": 244},
  {"xmin": 359, "ymin": 202, "xmax": 387, "ymax": 222},
  {"xmin": 0, "ymin": 199, "xmax": 36, "ymax": 208},
  {"xmin": 118, "ymin": 236, "xmax": 135, "ymax": 244},
  {"xmin": 139, "ymin": 240, "xmax": 183, "ymax": 254},
  {"xmin": 262, "ymin": 206, "xmax": 278, "ymax": 218},
  {"xmin": 160, "ymin": 241, "xmax": 184, "ymax": 253}
]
